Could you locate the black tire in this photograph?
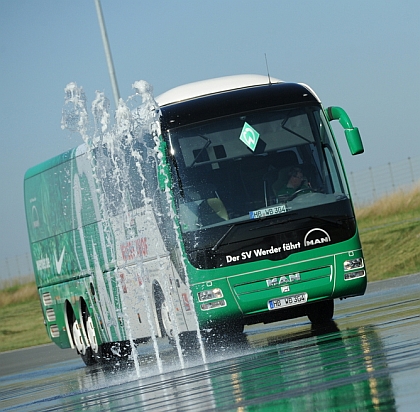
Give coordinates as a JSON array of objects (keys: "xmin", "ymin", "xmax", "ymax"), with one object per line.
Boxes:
[
  {"xmin": 155, "ymin": 287, "xmax": 169, "ymax": 338},
  {"xmin": 68, "ymin": 309, "xmax": 89, "ymax": 361},
  {"xmin": 178, "ymin": 331, "xmax": 200, "ymax": 352},
  {"xmin": 202, "ymin": 320, "xmax": 244, "ymax": 340},
  {"xmin": 96, "ymin": 341, "xmax": 133, "ymax": 365},
  {"xmin": 81, "ymin": 346, "xmax": 97, "ymax": 366},
  {"xmin": 307, "ymin": 300, "xmax": 334, "ymax": 325},
  {"xmin": 80, "ymin": 301, "xmax": 98, "ymax": 366}
]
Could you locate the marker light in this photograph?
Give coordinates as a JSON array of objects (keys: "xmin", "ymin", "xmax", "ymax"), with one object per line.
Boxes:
[
  {"xmin": 42, "ymin": 292, "xmax": 53, "ymax": 306},
  {"xmin": 46, "ymin": 308, "xmax": 56, "ymax": 322},
  {"xmin": 343, "ymin": 257, "xmax": 364, "ymax": 271},
  {"xmin": 200, "ymin": 299, "xmax": 227, "ymax": 311},
  {"xmin": 198, "ymin": 288, "xmax": 223, "ymax": 302},
  {"xmin": 344, "ymin": 270, "xmax": 366, "ymax": 280},
  {"xmin": 50, "ymin": 325, "xmax": 60, "ymax": 338}
]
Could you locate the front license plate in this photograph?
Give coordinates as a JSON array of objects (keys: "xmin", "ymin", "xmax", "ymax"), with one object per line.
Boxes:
[
  {"xmin": 249, "ymin": 204, "xmax": 287, "ymax": 219},
  {"xmin": 268, "ymin": 293, "xmax": 308, "ymax": 310}
]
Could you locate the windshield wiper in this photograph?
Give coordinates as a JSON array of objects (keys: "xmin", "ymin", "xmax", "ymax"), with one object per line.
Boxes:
[
  {"xmin": 190, "ymin": 134, "xmax": 211, "ymax": 168},
  {"xmin": 211, "ymin": 218, "xmax": 252, "ymax": 252},
  {"xmin": 281, "ymin": 113, "xmax": 312, "ymax": 144},
  {"xmin": 212, "ymin": 224, "xmax": 236, "ymax": 252}
]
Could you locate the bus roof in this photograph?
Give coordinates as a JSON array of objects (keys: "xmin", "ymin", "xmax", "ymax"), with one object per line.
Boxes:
[
  {"xmin": 156, "ymin": 74, "xmax": 282, "ymax": 107},
  {"xmin": 24, "ymin": 145, "xmax": 82, "ymax": 180}
]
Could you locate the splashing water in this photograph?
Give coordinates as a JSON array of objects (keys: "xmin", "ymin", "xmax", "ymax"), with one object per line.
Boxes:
[{"xmin": 62, "ymin": 80, "xmax": 206, "ymax": 376}]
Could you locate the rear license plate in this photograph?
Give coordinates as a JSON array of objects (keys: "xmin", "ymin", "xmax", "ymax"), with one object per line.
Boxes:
[{"xmin": 268, "ymin": 293, "xmax": 308, "ymax": 310}]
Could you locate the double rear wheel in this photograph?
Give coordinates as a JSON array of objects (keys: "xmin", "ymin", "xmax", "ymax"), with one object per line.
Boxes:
[{"xmin": 67, "ymin": 301, "xmax": 100, "ymax": 366}]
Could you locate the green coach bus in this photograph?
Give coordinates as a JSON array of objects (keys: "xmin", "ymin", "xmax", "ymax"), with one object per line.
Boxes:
[{"xmin": 24, "ymin": 74, "xmax": 367, "ymax": 365}]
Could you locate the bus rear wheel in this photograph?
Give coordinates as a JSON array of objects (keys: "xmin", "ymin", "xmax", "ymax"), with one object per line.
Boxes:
[
  {"xmin": 79, "ymin": 316, "xmax": 99, "ymax": 366},
  {"xmin": 80, "ymin": 346, "xmax": 96, "ymax": 366},
  {"xmin": 72, "ymin": 318, "xmax": 86, "ymax": 355},
  {"xmin": 306, "ymin": 299, "xmax": 334, "ymax": 325},
  {"xmin": 79, "ymin": 302, "xmax": 99, "ymax": 366},
  {"xmin": 70, "ymin": 314, "xmax": 97, "ymax": 366}
]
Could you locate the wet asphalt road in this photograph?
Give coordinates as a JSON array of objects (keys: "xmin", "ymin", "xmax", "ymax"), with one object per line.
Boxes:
[{"xmin": 1, "ymin": 274, "xmax": 419, "ymax": 411}]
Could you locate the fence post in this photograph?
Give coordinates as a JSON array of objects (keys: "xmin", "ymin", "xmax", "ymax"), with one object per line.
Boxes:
[
  {"xmin": 350, "ymin": 171, "xmax": 359, "ymax": 205},
  {"xmin": 16, "ymin": 255, "xmax": 22, "ymax": 277},
  {"xmin": 5, "ymin": 257, "xmax": 11, "ymax": 280},
  {"xmin": 388, "ymin": 162, "xmax": 395, "ymax": 192},
  {"xmin": 369, "ymin": 167, "xmax": 376, "ymax": 200},
  {"xmin": 408, "ymin": 157, "xmax": 415, "ymax": 183}
]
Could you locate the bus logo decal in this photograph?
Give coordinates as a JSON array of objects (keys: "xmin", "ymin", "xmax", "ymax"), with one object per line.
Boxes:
[
  {"xmin": 54, "ymin": 246, "xmax": 65, "ymax": 275},
  {"xmin": 120, "ymin": 237, "xmax": 148, "ymax": 261},
  {"xmin": 266, "ymin": 273, "xmax": 300, "ymax": 288},
  {"xmin": 304, "ymin": 228, "xmax": 331, "ymax": 247},
  {"xmin": 239, "ymin": 122, "xmax": 260, "ymax": 151},
  {"xmin": 32, "ymin": 205, "xmax": 40, "ymax": 228},
  {"xmin": 36, "ymin": 256, "xmax": 50, "ymax": 271}
]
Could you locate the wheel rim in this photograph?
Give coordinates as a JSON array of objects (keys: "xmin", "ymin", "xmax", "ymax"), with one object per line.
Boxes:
[
  {"xmin": 72, "ymin": 320, "xmax": 86, "ymax": 355},
  {"xmin": 86, "ymin": 316, "xmax": 98, "ymax": 353}
]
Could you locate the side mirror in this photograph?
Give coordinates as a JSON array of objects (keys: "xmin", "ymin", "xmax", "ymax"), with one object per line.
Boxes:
[
  {"xmin": 345, "ymin": 128, "xmax": 364, "ymax": 156},
  {"xmin": 326, "ymin": 106, "xmax": 364, "ymax": 155}
]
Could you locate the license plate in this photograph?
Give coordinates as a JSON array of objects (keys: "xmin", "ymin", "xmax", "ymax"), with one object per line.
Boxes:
[
  {"xmin": 268, "ymin": 293, "xmax": 308, "ymax": 310},
  {"xmin": 249, "ymin": 204, "xmax": 287, "ymax": 219}
]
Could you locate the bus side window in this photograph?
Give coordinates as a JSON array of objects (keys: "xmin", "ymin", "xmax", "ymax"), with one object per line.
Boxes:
[{"xmin": 323, "ymin": 146, "xmax": 346, "ymax": 195}]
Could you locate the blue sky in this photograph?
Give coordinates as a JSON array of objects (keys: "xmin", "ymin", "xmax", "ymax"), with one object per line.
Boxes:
[{"xmin": 0, "ymin": 0, "xmax": 419, "ymax": 260}]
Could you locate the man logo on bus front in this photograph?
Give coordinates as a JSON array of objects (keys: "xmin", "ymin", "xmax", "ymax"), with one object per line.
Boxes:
[{"xmin": 304, "ymin": 228, "xmax": 331, "ymax": 247}]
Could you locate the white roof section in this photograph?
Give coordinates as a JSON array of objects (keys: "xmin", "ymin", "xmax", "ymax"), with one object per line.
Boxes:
[
  {"xmin": 298, "ymin": 83, "xmax": 322, "ymax": 103},
  {"xmin": 156, "ymin": 74, "xmax": 282, "ymax": 107}
]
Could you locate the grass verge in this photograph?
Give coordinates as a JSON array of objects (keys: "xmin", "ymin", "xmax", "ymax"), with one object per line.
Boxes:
[
  {"xmin": 0, "ymin": 298, "xmax": 50, "ymax": 352},
  {"xmin": 356, "ymin": 185, "xmax": 420, "ymax": 281},
  {"xmin": 1, "ymin": 186, "xmax": 420, "ymax": 352},
  {"xmin": 0, "ymin": 281, "xmax": 50, "ymax": 352}
]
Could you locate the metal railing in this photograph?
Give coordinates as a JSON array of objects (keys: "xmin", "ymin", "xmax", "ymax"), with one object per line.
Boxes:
[
  {"xmin": 0, "ymin": 253, "xmax": 34, "ymax": 287},
  {"xmin": 349, "ymin": 156, "xmax": 420, "ymax": 207}
]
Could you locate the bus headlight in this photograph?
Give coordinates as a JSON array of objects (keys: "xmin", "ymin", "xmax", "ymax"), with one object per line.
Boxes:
[
  {"xmin": 343, "ymin": 257, "xmax": 364, "ymax": 271},
  {"xmin": 198, "ymin": 288, "xmax": 223, "ymax": 302}
]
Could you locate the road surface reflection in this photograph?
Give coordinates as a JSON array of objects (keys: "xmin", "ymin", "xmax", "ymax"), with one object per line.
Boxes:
[{"xmin": 0, "ymin": 276, "xmax": 419, "ymax": 411}]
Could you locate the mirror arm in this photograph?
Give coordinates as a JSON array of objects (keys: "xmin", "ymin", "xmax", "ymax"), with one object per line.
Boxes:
[{"xmin": 326, "ymin": 106, "xmax": 353, "ymax": 129}]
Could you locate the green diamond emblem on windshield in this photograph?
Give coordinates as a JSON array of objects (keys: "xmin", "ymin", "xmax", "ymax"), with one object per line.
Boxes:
[{"xmin": 239, "ymin": 122, "xmax": 260, "ymax": 151}]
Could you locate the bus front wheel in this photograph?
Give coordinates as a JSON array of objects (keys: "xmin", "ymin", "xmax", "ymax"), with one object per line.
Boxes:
[{"xmin": 306, "ymin": 299, "xmax": 334, "ymax": 325}]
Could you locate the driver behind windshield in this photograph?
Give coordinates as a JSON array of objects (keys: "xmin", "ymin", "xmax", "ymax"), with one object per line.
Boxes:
[{"xmin": 274, "ymin": 166, "xmax": 310, "ymax": 198}]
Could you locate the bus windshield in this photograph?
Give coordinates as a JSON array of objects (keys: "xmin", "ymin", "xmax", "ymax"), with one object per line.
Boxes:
[{"xmin": 166, "ymin": 105, "xmax": 351, "ymax": 256}]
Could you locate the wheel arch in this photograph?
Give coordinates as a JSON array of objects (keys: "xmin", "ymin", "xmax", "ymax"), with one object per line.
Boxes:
[
  {"xmin": 64, "ymin": 300, "xmax": 76, "ymax": 350},
  {"xmin": 152, "ymin": 280, "xmax": 166, "ymax": 337}
]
